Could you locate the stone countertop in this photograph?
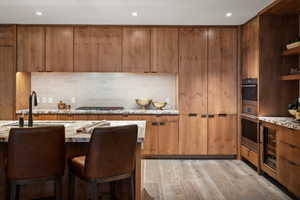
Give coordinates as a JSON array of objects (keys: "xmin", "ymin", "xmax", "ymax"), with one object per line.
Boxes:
[
  {"xmin": 258, "ymin": 117, "xmax": 300, "ymax": 131},
  {"xmin": 16, "ymin": 109, "xmax": 179, "ymax": 115},
  {"xmin": 0, "ymin": 120, "xmax": 146, "ymax": 143}
]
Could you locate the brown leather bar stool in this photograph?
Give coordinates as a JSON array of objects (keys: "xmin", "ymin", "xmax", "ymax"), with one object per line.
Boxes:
[
  {"xmin": 68, "ymin": 125, "xmax": 138, "ymax": 200},
  {"xmin": 7, "ymin": 126, "xmax": 66, "ymax": 200}
]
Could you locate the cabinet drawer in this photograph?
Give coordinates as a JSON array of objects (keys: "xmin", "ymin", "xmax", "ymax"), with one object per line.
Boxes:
[
  {"xmin": 278, "ymin": 141, "xmax": 300, "ymax": 165},
  {"xmin": 278, "ymin": 156, "xmax": 300, "ymax": 198},
  {"xmin": 241, "ymin": 145, "xmax": 259, "ymax": 167},
  {"xmin": 278, "ymin": 128, "xmax": 300, "ymax": 149}
]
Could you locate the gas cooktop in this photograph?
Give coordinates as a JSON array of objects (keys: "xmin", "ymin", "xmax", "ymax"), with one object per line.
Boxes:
[{"xmin": 75, "ymin": 107, "xmax": 124, "ymax": 111}]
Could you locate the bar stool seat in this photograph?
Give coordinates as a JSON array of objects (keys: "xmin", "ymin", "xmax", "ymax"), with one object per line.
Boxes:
[{"xmin": 68, "ymin": 125, "xmax": 138, "ymax": 200}]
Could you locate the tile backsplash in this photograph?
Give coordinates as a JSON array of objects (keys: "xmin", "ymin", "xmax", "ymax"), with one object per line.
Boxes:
[{"xmin": 31, "ymin": 73, "xmax": 176, "ymax": 110}]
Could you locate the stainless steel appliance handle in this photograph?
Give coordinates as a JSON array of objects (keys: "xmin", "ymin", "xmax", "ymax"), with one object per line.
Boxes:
[{"xmin": 241, "ymin": 85, "xmax": 257, "ymax": 88}]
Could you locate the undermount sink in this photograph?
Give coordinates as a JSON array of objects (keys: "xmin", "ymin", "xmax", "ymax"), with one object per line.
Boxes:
[{"xmin": 4, "ymin": 121, "xmax": 74, "ymax": 127}]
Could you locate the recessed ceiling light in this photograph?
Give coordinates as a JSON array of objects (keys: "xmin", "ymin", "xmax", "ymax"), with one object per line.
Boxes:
[
  {"xmin": 35, "ymin": 11, "xmax": 43, "ymax": 16},
  {"xmin": 131, "ymin": 12, "xmax": 138, "ymax": 17},
  {"xmin": 226, "ymin": 12, "xmax": 232, "ymax": 17}
]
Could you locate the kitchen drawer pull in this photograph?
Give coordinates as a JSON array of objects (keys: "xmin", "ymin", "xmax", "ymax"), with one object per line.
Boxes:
[
  {"xmin": 201, "ymin": 114, "xmax": 207, "ymax": 118},
  {"xmin": 152, "ymin": 122, "xmax": 158, "ymax": 126},
  {"xmin": 160, "ymin": 122, "xmax": 166, "ymax": 126},
  {"xmin": 208, "ymin": 114, "xmax": 214, "ymax": 118},
  {"xmin": 188, "ymin": 113, "xmax": 198, "ymax": 117},
  {"xmin": 218, "ymin": 113, "xmax": 227, "ymax": 117}
]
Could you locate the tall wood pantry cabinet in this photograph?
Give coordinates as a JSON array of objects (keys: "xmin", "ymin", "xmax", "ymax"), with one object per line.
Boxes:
[{"xmin": 179, "ymin": 27, "xmax": 238, "ymax": 155}]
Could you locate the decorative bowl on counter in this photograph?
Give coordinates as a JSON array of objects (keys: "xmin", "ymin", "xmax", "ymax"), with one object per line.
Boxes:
[
  {"xmin": 136, "ymin": 98, "xmax": 152, "ymax": 109},
  {"xmin": 288, "ymin": 109, "xmax": 297, "ymax": 116},
  {"xmin": 152, "ymin": 101, "xmax": 167, "ymax": 110}
]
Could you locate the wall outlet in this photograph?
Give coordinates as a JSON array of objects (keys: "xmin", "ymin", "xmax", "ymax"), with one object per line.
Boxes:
[{"xmin": 71, "ymin": 97, "xmax": 76, "ymax": 103}]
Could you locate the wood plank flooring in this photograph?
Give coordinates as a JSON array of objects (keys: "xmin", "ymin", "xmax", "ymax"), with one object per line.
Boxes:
[{"xmin": 143, "ymin": 160, "xmax": 291, "ymax": 200}]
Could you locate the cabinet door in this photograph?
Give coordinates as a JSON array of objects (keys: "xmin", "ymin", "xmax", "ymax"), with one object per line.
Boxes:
[
  {"xmin": 207, "ymin": 28, "xmax": 238, "ymax": 115},
  {"xmin": 142, "ymin": 119, "xmax": 159, "ymax": 155},
  {"xmin": 0, "ymin": 25, "xmax": 16, "ymax": 46},
  {"xmin": 158, "ymin": 118, "xmax": 179, "ymax": 155},
  {"xmin": 17, "ymin": 26, "xmax": 45, "ymax": 72},
  {"xmin": 0, "ymin": 46, "xmax": 15, "ymax": 120},
  {"xmin": 74, "ymin": 26, "xmax": 122, "ymax": 72},
  {"xmin": 151, "ymin": 28, "xmax": 178, "ymax": 73},
  {"xmin": 45, "ymin": 26, "xmax": 74, "ymax": 72},
  {"xmin": 122, "ymin": 28, "xmax": 151, "ymax": 72},
  {"xmin": 242, "ymin": 17, "xmax": 259, "ymax": 79},
  {"xmin": 179, "ymin": 28, "xmax": 208, "ymax": 114},
  {"xmin": 179, "ymin": 115, "xmax": 207, "ymax": 155},
  {"xmin": 207, "ymin": 114, "xmax": 237, "ymax": 155}
]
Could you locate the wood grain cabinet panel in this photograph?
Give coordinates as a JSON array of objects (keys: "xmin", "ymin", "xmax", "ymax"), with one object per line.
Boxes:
[
  {"xmin": 74, "ymin": 26, "xmax": 122, "ymax": 72},
  {"xmin": 207, "ymin": 114, "xmax": 237, "ymax": 155},
  {"xmin": 0, "ymin": 46, "xmax": 16, "ymax": 120},
  {"xmin": 207, "ymin": 27, "xmax": 238, "ymax": 115},
  {"xmin": 45, "ymin": 26, "xmax": 74, "ymax": 72},
  {"xmin": 179, "ymin": 115, "xmax": 207, "ymax": 155},
  {"xmin": 0, "ymin": 25, "xmax": 16, "ymax": 46},
  {"xmin": 158, "ymin": 118, "xmax": 179, "ymax": 155},
  {"xmin": 151, "ymin": 28, "xmax": 178, "ymax": 73},
  {"xmin": 179, "ymin": 28, "xmax": 208, "ymax": 114},
  {"xmin": 241, "ymin": 17, "xmax": 260, "ymax": 79},
  {"xmin": 17, "ymin": 26, "xmax": 45, "ymax": 72},
  {"xmin": 122, "ymin": 28, "xmax": 151, "ymax": 72}
]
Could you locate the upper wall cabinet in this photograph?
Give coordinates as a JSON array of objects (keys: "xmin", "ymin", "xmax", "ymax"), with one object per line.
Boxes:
[
  {"xmin": 207, "ymin": 28, "xmax": 238, "ymax": 115},
  {"xmin": 122, "ymin": 27, "xmax": 151, "ymax": 72},
  {"xmin": 242, "ymin": 17, "xmax": 259, "ymax": 79},
  {"xmin": 74, "ymin": 26, "xmax": 122, "ymax": 72},
  {"xmin": 151, "ymin": 28, "xmax": 179, "ymax": 73},
  {"xmin": 179, "ymin": 28, "xmax": 208, "ymax": 114},
  {"xmin": 17, "ymin": 26, "xmax": 45, "ymax": 72},
  {"xmin": 0, "ymin": 25, "xmax": 16, "ymax": 46},
  {"xmin": 45, "ymin": 26, "xmax": 74, "ymax": 72}
]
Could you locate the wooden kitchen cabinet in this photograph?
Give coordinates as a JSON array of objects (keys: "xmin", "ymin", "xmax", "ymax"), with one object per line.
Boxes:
[
  {"xmin": 277, "ymin": 127, "xmax": 300, "ymax": 198},
  {"xmin": 207, "ymin": 27, "xmax": 238, "ymax": 115},
  {"xmin": 74, "ymin": 26, "xmax": 122, "ymax": 72},
  {"xmin": 207, "ymin": 114, "xmax": 237, "ymax": 155},
  {"xmin": 241, "ymin": 17, "xmax": 259, "ymax": 79},
  {"xmin": 151, "ymin": 28, "xmax": 178, "ymax": 73},
  {"xmin": 179, "ymin": 114, "xmax": 208, "ymax": 155},
  {"xmin": 45, "ymin": 26, "xmax": 74, "ymax": 72},
  {"xmin": 122, "ymin": 27, "xmax": 151, "ymax": 72},
  {"xmin": 158, "ymin": 117, "xmax": 179, "ymax": 155},
  {"xmin": 0, "ymin": 25, "xmax": 16, "ymax": 46},
  {"xmin": 17, "ymin": 26, "xmax": 45, "ymax": 72},
  {"xmin": 179, "ymin": 28, "xmax": 208, "ymax": 114},
  {"xmin": 0, "ymin": 46, "xmax": 16, "ymax": 120}
]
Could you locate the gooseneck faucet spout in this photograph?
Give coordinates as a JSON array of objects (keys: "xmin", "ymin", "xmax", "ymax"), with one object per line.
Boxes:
[{"xmin": 28, "ymin": 91, "xmax": 38, "ymax": 127}]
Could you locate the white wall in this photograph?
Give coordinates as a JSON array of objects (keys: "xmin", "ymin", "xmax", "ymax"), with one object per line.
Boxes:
[{"xmin": 31, "ymin": 73, "xmax": 177, "ymax": 110}]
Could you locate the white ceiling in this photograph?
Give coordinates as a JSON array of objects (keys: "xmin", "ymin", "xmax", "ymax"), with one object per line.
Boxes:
[{"xmin": 0, "ymin": 0, "xmax": 273, "ymax": 25}]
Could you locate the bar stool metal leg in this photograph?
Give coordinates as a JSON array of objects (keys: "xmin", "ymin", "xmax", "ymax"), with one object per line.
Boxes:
[
  {"xmin": 90, "ymin": 181, "xmax": 98, "ymax": 200},
  {"xmin": 68, "ymin": 173, "xmax": 76, "ymax": 200},
  {"xmin": 10, "ymin": 182, "xmax": 20, "ymax": 200},
  {"xmin": 55, "ymin": 176, "xmax": 63, "ymax": 200},
  {"xmin": 131, "ymin": 174, "xmax": 135, "ymax": 200}
]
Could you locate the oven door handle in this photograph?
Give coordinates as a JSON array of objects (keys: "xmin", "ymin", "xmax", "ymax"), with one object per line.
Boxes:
[{"xmin": 241, "ymin": 85, "xmax": 257, "ymax": 88}]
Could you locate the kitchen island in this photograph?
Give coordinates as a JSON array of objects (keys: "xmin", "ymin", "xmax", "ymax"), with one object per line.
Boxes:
[{"xmin": 0, "ymin": 120, "xmax": 146, "ymax": 200}]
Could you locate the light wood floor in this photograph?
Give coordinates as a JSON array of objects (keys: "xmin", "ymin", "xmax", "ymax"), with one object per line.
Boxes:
[{"xmin": 143, "ymin": 160, "xmax": 291, "ymax": 200}]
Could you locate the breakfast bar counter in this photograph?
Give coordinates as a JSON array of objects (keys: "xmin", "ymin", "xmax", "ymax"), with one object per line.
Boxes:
[{"xmin": 0, "ymin": 120, "xmax": 146, "ymax": 200}]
